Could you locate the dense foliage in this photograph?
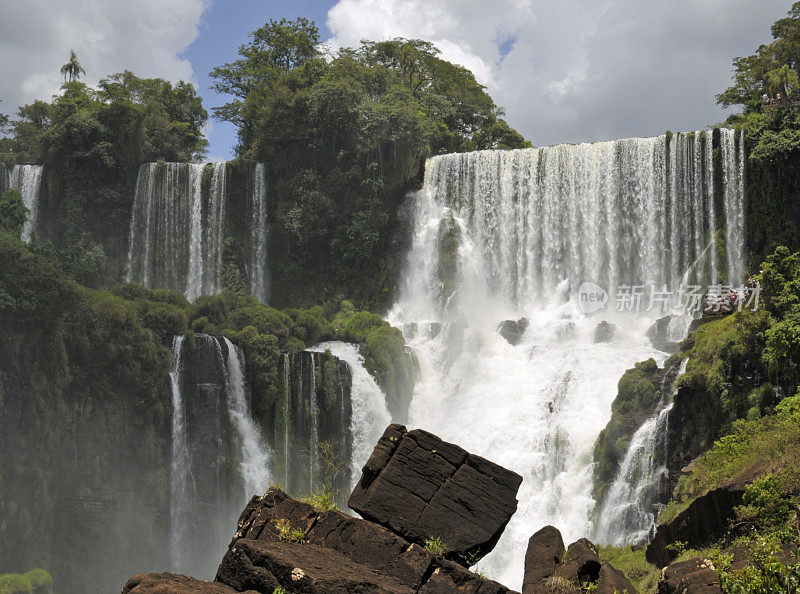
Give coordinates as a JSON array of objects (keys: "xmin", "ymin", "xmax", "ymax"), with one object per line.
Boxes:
[
  {"xmin": 210, "ymin": 18, "xmax": 528, "ymax": 308},
  {"xmin": 718, "ymin": 2, "xmax": 800, "ymax": 266}
]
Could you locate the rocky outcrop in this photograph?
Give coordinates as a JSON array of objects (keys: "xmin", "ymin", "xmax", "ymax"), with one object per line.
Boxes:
[
  {"xmin": 646, "ymin": 484, "xmax": 746, "ymax": 567},
  {"xmin": 122, "ymin": 573, "xmax": 254, "ymax": 593},
  {"xmin": 593, "ymin": 321, "xmax": 618, "ymax": 343},
  {"xmin": 349, "ymin": 424, "xmax": 523, "ymax": 564},
  {"xmin": 217, "ymin": 486, "xmax": 516, "ymax": 592},
  {"xmin": 522, "ymin": 526, "xmax": 636, "ymax": 593},
  {"xmin": 498, "ymin": 318, "xmax": 528, "ymax": 345},
  {"xmin": 647, "ymin": 315, "xmax": 682, "ymax": 353},
  {"xmin": 657, "ymin": 557, "xmax": 722, "ymax": 593}
]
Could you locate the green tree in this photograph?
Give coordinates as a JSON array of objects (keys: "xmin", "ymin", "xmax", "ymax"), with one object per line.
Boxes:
[
  {"xmin": 60, "ymin": 49, "xmax": 86, "ymax": 84},
  {"xmin": 0, "ymin": 190, "xmax": 28, "ymax": 237}
]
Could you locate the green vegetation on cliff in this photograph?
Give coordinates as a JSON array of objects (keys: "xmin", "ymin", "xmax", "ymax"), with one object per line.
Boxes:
[{"xmin": 210, "ymin": 18, "xmax": 528, "ymax": 308}]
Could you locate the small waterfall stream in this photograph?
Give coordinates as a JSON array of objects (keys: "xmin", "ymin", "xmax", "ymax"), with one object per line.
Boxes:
[
  {"xmin": 593, "ymin": 358, "xmax": 689, "ymax": 545},
  {"xmin": 9, "ymin": 164, "xmax": 44, "ymax": 242},
  {"xmin": 168, "ymin": 336, "xmax": 192, "ymax": 573}
]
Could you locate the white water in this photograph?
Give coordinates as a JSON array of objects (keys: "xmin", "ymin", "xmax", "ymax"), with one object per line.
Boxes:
[
  {"xmin": 9, "ymin": 164, "xmax": 44, "ymax": 242},
  {"xmin": 186, "ymin": 164, "xmax": 205, "ymax": 301},
  {"xmin": 389, "ymin": 131, "xmax": 745, "ymax": 588},
  {"xmin": 722, "ymin": 129, "xmax": 746, "ymax": 285},
  {"xmin": 283, "ymin": 353, "xmax": 290, "ymax": 487},
  {"xmin": 309, "ymin": 355, "xmax": 318, "ymax": 489},
  {"xmin": 594, "ymin": 359, "xmax": 688, "ymax": 545},
  {"xmin": 311, "ymin": 342, "xmax": 392, "ymax": 487},
  {"xmin": 249, "ymin": 163, "xmax": 269, "ymax": 302},
  {"xmin": 204, "ymin": 163, "xmax": 226, "ymax": 296},
  {"xmin": 223, "ymin": 337, "xmax": 271, "ymax": 499},
  {"xmin": 168, "ymin": 335, "xmax": 192, "ymax": 573}
]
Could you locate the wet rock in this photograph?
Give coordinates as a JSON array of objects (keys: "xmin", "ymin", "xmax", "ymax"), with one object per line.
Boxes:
[
  {"xmin": 646, "ymin": 315, "xmax": 682, "ymax": 353},
  {"xmin": 498, "ymin": 318, "xmax": 529, "ymax": 345},
  {"xmin": 522, "ymin": 526, "xmax": 565, "ymax": 592},
  {"xmin": 646, "ymin": 484, "xmax": 745, "ymax": 567},
  {"xmin": 349, "ymin": 424, "xmax": 522, "ymax": 564},
  {"xmin": 122, "ymin": 573, "xmax": 251, "ymax": 593},
  {"xmin": 593, "ymin": 321, "xmax": 618, "ymax": 343},
  {"xmin": 556, "ymin": 320, "xmax": 576, "ymax": 342},
  {"xmin": 657, "ymin": 557, "xmax": 721, "ymax": 593}
]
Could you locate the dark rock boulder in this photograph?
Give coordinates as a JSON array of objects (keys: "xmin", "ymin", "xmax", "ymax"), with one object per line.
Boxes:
[
  {"xmin": 554, "ymin": 538, "xmax": 602, "ymax": 585},
  {"xmin": 522, "ymin": 525, "xmax": 565, "ymax": 592},
  {"xmin": 646, "ymin": 484, "xmax": 745, "ymax": 567},
  {"xmin": 593, "ymin": 321, "xmax": 618, "ymax": 343},
  {"xmin": 349, "ymin": 424, "xmax": 523, "ymax": 564},
  {"xmin": 523, "ymin": 527, "xmax": 636, "ymax": 593},
  {"xmin": 657, "ymin": 557, "xmax": 722, "ymax": 593},
  {"xmin": 498, "ymin": 318, "xmax": 529, "ymax": 345},
  {"xmin": 222, "ymin": 486, "xmax": 517, "ymax": 593},
  {"xmin": 647, "ymin": 315, "xmax": 682, "ymax": 353},
  {"xmin": 122, "ymin": 573, "xmax": 253, "ymax": 593}
]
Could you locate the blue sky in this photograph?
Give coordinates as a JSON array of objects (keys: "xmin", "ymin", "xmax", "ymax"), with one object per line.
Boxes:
[{"xmin": 181, "ymin": 0, "xmax": 335, "ymax": 160}]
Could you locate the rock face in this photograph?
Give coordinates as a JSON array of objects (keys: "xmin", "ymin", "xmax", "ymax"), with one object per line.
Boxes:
[
  {"xmin": 522, "ymin": 526, "xmax": 636, "ymax": 593},
  {"xmin": 593, "ymin": 321, "xmax": 618, "ymax": 343},
  {"xmin": 349, "ymin": 424, "xmax": 523, "ymax": 563},
  {"xmin": 657, "ymin": 557, "xmax": 722, "ymax": 593},
  {"xmin": 217, "ymin": 487, "xmax": 515, "ymax": 593},
  {"xmin": 498, "ymin": 318, "xmax": 529, "ymax": 345},
  {"xmin": 646, "ymin": 484, "xmax": 745, "ymax": 567},
  {"xmin": 646, "ymin": 315, "xmax": 682, "ymax": 353}
]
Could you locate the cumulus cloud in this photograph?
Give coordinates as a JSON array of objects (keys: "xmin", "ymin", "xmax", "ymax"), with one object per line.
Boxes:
[
  {"xmin": 0, "ymin": 0, "xmax": 205, "ymax": 119},
  {"xmin": 326, "ymin": 0, "xmax": 791, "ymax": 146}
]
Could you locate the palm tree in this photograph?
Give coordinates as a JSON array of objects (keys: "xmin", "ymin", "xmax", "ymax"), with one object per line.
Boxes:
[{"xmin": 60, "ymin": 50, "xmax": 86, "ymax": 84}]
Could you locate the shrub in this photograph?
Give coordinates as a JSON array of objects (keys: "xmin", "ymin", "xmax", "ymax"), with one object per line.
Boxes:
[
  {"xmin": 424, "ymin": 536, "xmax": 448, "ymax": 556},
  {"xmin": 0, "ymin": 574, "xmax": 31, "ymax": 594}
]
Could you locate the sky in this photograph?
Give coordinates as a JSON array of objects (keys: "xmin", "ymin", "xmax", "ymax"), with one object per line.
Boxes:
[{"xmin": 0, "ymin": 0, "xmax": 793, "ymax": 160}]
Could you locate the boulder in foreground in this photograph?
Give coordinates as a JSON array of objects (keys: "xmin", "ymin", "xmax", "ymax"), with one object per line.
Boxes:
[
  {"xmin": 122, "ymin": 573, "xmax": 257, "ymax": 593},
  {"xmin": 657, "ymin": 557, "xmax": 722, "ymax": 593},
  {"xmin": 349, "ymin": 423, "xmax": 523, "ymax": 564}
]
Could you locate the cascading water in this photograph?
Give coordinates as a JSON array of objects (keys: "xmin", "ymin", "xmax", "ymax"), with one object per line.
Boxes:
[
  {"xmin": 722, "ymin": 128, "xmax": 747, "ymax": 285},
  {"xmin": 127, "ymin": 161, "xmax": 269, "ymax": 300},
  {"xmin": 9, "ymin": 164, "xmax": 44, "ymax": 242},
  {"xmin": 222, "ymin": 337, "xmax": 271, "ymax": 498},
  {"xmin": 389, "ymin": 130, "xmax": 746, "ymax": 588},
  {"xmin": 168, "ymin": 335, "xmax": 192, "ymax": 573},
  {"xmin": 248, "ymin": 163, "xmax": 269, "ymax": 303},
  {"xmin": 593, "ymin": 359, "xmax": 688, "ymax": 546},
  {"xmin": 311, "ymin": 342, "xmax": 391, "ymax": 488}
]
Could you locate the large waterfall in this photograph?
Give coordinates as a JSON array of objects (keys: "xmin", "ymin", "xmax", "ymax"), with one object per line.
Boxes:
[
  {"xmin": 126, "ymin": 162, "xmax": 269, "ymax": 302},
  {"xmin": 389, "ymin": 129, "xmax": 745, "ymax": 587},
  {"xmin": 6, "ymin": 164, "xmax": 44, "ymax": 242}
]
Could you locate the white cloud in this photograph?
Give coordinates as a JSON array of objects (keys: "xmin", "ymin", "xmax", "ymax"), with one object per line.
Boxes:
[
  {"xmin": 325, "ymin": 0, "xmax": 791, "ymax": 146},
  {"xmin": 0, "ymin": 0, "xmax": 205, "ymax": 119}
]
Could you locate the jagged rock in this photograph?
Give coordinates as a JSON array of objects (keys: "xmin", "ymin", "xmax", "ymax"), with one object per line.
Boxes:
[
  {"xmin": 498, "ymin": 318, "xmax": 529, "ymax": 345},
  {"xmin": 222, "ymin": 486, "xmax": 516, "ymax": 593},
  {"xmin": 593, "ymin": 321, "xmax": 618, "ymax": 343},
  {"xmin": 122, "ymin": 573, "xmax": 253, "ymax": 593},
  {"xmin": 647, "ymin": 315, "xmax": 681, "ymax": 353},
  {"xmin": 646, "ymin": 484, "xmax": 745, "ymax": 567},
  {"xmin": 523, "ymin": 525, "xmax": 565, "ymax": 592},
  {"xmin": 554, "ymin": 538, "xmax": 601, "ymax": 585},
  {"xmin": 657, "ymin": 557, "xmax": 721, "ymax": 593},
  {"xmin": 523, "ymin": 528, "xmax": 636, "ymax": 593},
  {"xmin": 349, "ymin": 424, "xmax": 522, "ymax": 564}
]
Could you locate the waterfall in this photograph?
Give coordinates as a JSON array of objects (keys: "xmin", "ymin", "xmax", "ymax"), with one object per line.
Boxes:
[
  {"xmin": 222, "ymin": 337, "xmax": 270, "ymax": 498},
  {"xmin": 248, "ymin": 163, "xmax": 269, "ymax": 302},
  {"xmin": 593, "ymin": 359, "xmax": 688, "ymax": 545},
  {"xmin": 309, "ymin": 355, "xmax": 317, "ymax": 491},
  {"xmin": 389, "ymin": 130, "xmax": 746, "ymax": 588},
  {"xmin": 311, "ymin": 342, "xmax": 391, "ymax": 489},
  {"xmin": 186, "ymin": 164, "xmax": 205, "ymax": 301},
  {"xmin": 722, "ymin": 129, "xmax": 746, "ymax": 285},
  {"xmin": 126, "ymin": 161, "xmax": 271, "ymax": 300},
  {"xmin": 168, "ymin": 336, "xmax": 192, "ymax": 573},
  {"xmin": 9, "ymin": 164, "xmax": 44, "ymax": 242},
  {"xmin": 283, "ymin": 353, "xmax": 290, "ymax": 487}
]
